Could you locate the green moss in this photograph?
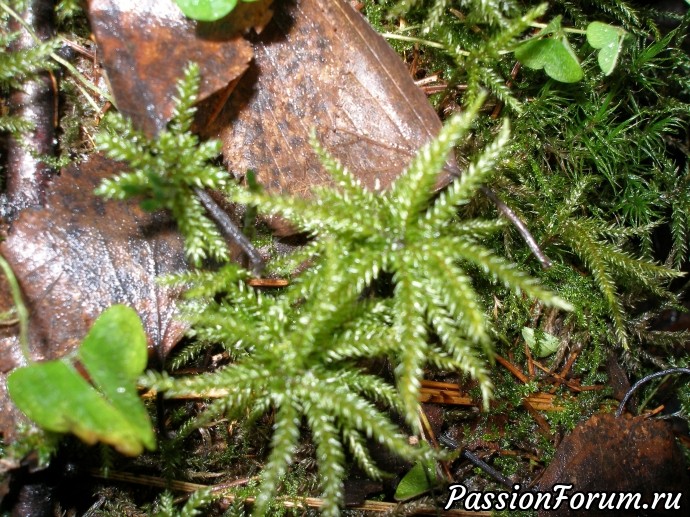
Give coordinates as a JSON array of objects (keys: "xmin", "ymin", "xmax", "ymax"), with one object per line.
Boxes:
[{"xmin": 3, "ymin": 1, "xmax": 690, "ymax": 515}]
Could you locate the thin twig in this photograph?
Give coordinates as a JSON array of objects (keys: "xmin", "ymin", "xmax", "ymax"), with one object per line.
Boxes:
[
  {"xmin": 480, "ymin": 187, "xmax": 553, "ymax": 269},
  {"xmin": 494, "ymin": 353, "xmax": 529, "ymax": 383},
  {"xmin": 90, "ymin": 469, "xmax": 483, "ymax": 516},
  {"xmin": 461, "ymin": 450, "xmax": 514, "ymax": 489},
  {"xmin": 439, "ymin": 435, "xmax": 514, "ymax": 489},
  {"xmin": 193, "ymin": 187, "xmax": 265, "ymax": 275},
  {"xmin": 616, "ymin": 367, "xmax": 690, "ymax": 417}
]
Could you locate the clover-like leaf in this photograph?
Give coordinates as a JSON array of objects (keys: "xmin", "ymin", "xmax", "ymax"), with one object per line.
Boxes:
[
  {"xmin": 394, "ymin": 460, "xmax": 437, "ymax": 501},
  {"xmin": 522, "ymin": 327, "xmax": 560, "ymax": 358},
  {"xmin": 587, "ymin": 21, "xmax": 625, "ymax": 76},
  {"xmin": 174, "ymin": 0, "xmax": 239, "ymax": 21},
  {"xmin": 515, "ymin": 36, "xmax": 583, "ymax": 83},
  {"xmin": 7, "ymin": 305, "xmax": 155, "ymax": 456}
]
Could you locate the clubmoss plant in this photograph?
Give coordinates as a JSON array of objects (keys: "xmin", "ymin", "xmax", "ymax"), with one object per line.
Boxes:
[
  {"xmin": 7, "ymin": 0, "xmax": 687, "ymax": 514},
  {"xmin": 95, "ymin": 64, "xmax": 572, "ymax": 513},
  {"xmin": 233, "ymin": 93, "xmax": 571, "ymax": 420},
  {"xmin": 376, "ymin": 0, "xmax": 688, "ymax": 353},
  {"xmin": 144, "ymin": 254, "xmax": 434, "ymax": 516},
  {"xmin": 95, "ymin": 63, "xmax": 232, "ymax": 266}
]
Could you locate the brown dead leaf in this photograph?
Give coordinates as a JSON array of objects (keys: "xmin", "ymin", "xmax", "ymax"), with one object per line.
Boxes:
[
  {"xmin": 88, "ymin": 0, "xmax": 257, "ymax": 137},
  {"xmin": 207, "ymin": 0, "xmax": 460, "ymax": 199},
  {"xmin": 537, "ymin": 413, "xmax": 689, "ymax": 516},
  {"xmin": 0, "ymin": 153, "xmax": 187, "ymax": 366}
]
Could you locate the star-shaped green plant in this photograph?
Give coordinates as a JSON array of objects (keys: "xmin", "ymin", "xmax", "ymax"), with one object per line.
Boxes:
[
  {"xmin": 234, "ymin": 94, "xmax": 572, "ymax": 423},
  {"xmin": 94, "ymin": 63, "xmax": 231, "ymax": 266},
  {"xmin": 144, "ymin": 254, "xmax": 434, "ymax": 517}
]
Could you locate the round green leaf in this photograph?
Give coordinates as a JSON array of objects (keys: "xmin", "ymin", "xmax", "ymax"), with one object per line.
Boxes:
[
  {"xmin": 515, "ymin": 38, "xmax": 553, "ymax": 70},
  {"xmin": 587, "ymin": 22, "xmax": 625, "ymax": 75},
  {"xmin": 7, "ymin": 305, "xmax": 155, "ymax": 456},
  {"xmin": 522, "ymin": 327, "xmax": 560, "ymax": 358},
  {"xmin": 515, "ymin": 37, "xmax": 583, "ymax": 83},
  {"xmin": 79, "ymin": 305, "xmax": 147, "ymax": 379},
  {"xmin": 7, "ymin": 361, "xmax": 147, "ymax": 456},
  {"xmin": 586, "ymin": 22, "xmax": 621, "ymax": 48},
  {"xmin": 394, "ymin": 460, "xmax": 437, "ymax": 501},
  {"xmin": 174, "ymin": 0, "xmax": 239, "ymax": 22}
]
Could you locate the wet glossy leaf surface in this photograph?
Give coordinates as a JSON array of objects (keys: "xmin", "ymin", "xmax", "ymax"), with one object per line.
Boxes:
[
  {"xmin": 208, "ymin": 0, "xmax": 459, "ymax": 199},
  {"xmin": 0, "ymin": 153, "xmax": 187, "ymax": 364},
  {"xmin": 587, "ymin": 22, "xmax": 625, "ymax": 75},
  {"xmin": 88, "ymin": 0, "xmax": 256, "ymax": 137}
]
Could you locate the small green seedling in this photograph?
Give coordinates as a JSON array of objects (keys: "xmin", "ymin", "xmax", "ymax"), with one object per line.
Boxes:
[
  {"xmin": 522, "ymin": 327, "xmax": 560, "ymax": 358},
  {"xmin": 587, "ymin": 22, "xmax": 626, "ymax": 76},
  {"xmin": 515, "ymin": 17, "xmax": 583, "ymax": 83},
  {"xmin": 173, "ymin": 0, "xmax": 251, "ymax": 22},
  {"xmin": 7, "ymin": 305, "xmax": 155, "ymax": 456},
  {"xmin": 516, "ymin": 17, "xmax": 625, "ymax": 82},
  {"xmin": 394, "ymin": 460, "xmax": 438, "ymax": 502},
  {"xmin": 515, "ymin": 36, "xmax": 583, "ymax": 83}
]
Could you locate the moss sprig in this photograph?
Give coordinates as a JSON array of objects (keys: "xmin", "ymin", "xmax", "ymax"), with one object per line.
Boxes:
[
  {"xmin": 95, "ymin": 63, "xmax": 232, "ymax": 266},
  {"xmin": 144, "ymin": 252, "xmax": 434, "ymax": 517},
  {"xmin": 234, "ymin": 94, "xmax": 571, "ymax": 421}
]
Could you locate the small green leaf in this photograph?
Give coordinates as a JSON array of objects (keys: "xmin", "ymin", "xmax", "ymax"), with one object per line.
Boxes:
[
  {"xmin": 7, "ymin": 305, "xmax": 155, "ymax": 456},
  {"xmin": 515, "ymin": 37, "xmax": 583, "ymax": 83},
  {"xmin": 587, "ymin": 22, "xmax": 625, "ymax": 75},
  {"xmin": 174, "ymin": 0, "xmax": 239, "ymax": 21},
  {"xmin": 394, "ymin": 460, "xmax": 437, "ymax": 501},
  {"xmin": 78, "ymin": 305, "xmax": 155, "ymax": 451},
  {"xmin": 522, "ymin": 327, "xmax": 560, "ymax": 358}
]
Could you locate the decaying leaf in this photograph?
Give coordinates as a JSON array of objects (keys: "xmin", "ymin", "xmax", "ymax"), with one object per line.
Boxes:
[
  {"xmin": 0, "ymin": 153, "xmax": 188, "ymax": 367},
  {"xmin": 88, "ymin": 0, "xmax": 259, "ymax": 137},
  {"xmin": 207, "ymin": 0, "xmax": 460, "ymax": 199},
  {"xmin": 537, "ymin": 412, "xmax": 689, "ymax": 516},
  {"xmin": 88, "ymin": 0, "xmax": 456, "ymax": 235}
]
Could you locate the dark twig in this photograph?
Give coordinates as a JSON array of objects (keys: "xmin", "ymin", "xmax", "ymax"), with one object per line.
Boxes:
[
  {"xmin": 439, "ymin": 434, "xmax": 513, "ymax": 489},
  {"xmin": 616, "ymin": 367, "xmax": 690, "ymax": 417},
  {"xmin": 193, "ymin": 187, "xmax": 265, "ymax": 275},
  {"xmin": 480, "ymin": 187, "xmax": 552, "ymax": 269},
  {"xmin": 461, "ymin": 450, "xmax": 514, "ymax": 489}
]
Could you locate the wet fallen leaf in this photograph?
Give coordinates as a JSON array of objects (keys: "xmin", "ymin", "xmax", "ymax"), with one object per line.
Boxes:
[
  {"xmin": 89, "ymin": 0, "xmax": 456, "ymax": 235},
  {"xmin": 0, "ymin": 153, "xmax": 188, "ymax": 365},
  {"xmin": 88, "ymin": 0, "xmax": 259, "ymax": 137},
  {"xmin": 537, "ymin": 412, "xmax": 690, "ymax": 516},
  {"xmin": 207, "ymin": 0, "xmax": 459, "ymax": 200}
]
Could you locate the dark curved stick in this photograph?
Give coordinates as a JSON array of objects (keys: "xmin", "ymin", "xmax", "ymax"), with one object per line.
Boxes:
[
  {"xmin": 439, "ymin": 434, "xmax": 513, "ymax": 488},
  {"xmin": 616, "ymin": 367, "xmax": 690, "ymax": 417},
  {"xmin": 461, "ymin": 449, "xmax": 514, "ymax": 489},
  {"xmin": 480, "ymin": 187, "xmax": 553, "ymax": 269},
  {"xmin": 194, "ymin": 187, "xmax": 265, "ymax": 275}
]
